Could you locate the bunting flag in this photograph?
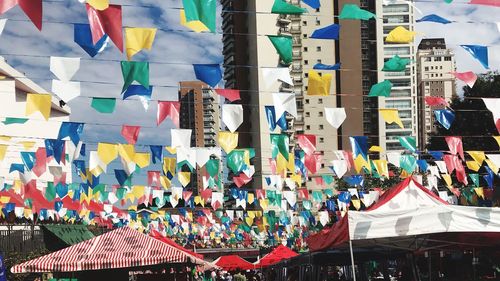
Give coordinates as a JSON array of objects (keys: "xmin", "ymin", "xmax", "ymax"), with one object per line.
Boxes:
[
  {"xmin": 461, "ymin": 45, "xmax": 489, "ymax": 69},
  {"xmin": 416, "ymin": 14, "xmax": 452, "ymax": 24},
  {"xmin": 399, "ymin": 136, "xmax": 417, "ymax": 153},
  {"xmin": 124, "ymin": 28, "xmax": 157, "ymax": 60},
  {"xmin": 368, "ymin": 80, "xmax": 392, "ymax": 97},
  {"xmin": 121, "ymin": 61, "xmax": 150, "ymax": 93},
  {"xmin": 272, "ymin": 93, "xmax": 297, "ymax": 121},
  {"xmin": 385, "ymin": 26, "xmax": 417, "ymax": 43},
  {"xmin": 268, "ymin": 36, "xmax": 293, "ymax": 65},
  {"xmin": 87, "ymin": 0, "xmax": 109, "ymax": 10},
  {"xmin": 261, "ymin": 67, "xmax": 293, "ymax": 89},
  {"xmin": 452, "ymin": 71, "xmax": 477, "ymax": 88},
  {"xmin": 470, "ymin": 0, "xmax": 500, "ymax": 6},
  {"xmin": 91, "ymin": 98, "xmax": 116, "ymax": 114},
  {"xmin": 26, "ymin": 93, "xmax": 52, "ymax": 120},
  {"xmin": 265, "ymin": 106, "xmax": 287, "ymax": 131},
  {"xmin": 434, "ymin": 109, "xmax": 455, "ymax": 130},
  {"xmin": 50, "ymin": 57, "xmax": 80, "ymax": 81},
  {"xmin": 310, "ymin": 24, "xmax": 340, "ymax": 40},
  {"xmin": 86, "ymin": 3, "xmax": 123, "ymax": 51},
  {"xmin": 182, "ymin": 0, "xmax": 217, "ymax": 33},
  {"xmin": 482, "ymin": 98, "xmax": 500, "ymax": 129},
  {"xmin": 445, "ymin": 136, "xmax": 465, "ymax": 161},
  {"xmin": 193, "ymin": 64, "xmax": 222, "ymax": 88},
  {"xmin": 350, "ymin": 136, "xmax": 368, "ymax": 160},
  {"xmin": 324, "ymin": 108, "xmax": 346, "ymax": 129},
  {"xmin": 339, "ymin": 4, "xmax": 376, "ymax": 20},
  {"xmin": 180, "ymin": 10, "xmax": 209, "ymax": 33},
  {"xmin": 218, "ymin": 132, "xmax": 238, "ymax": 153},
  {"xmin": 380, "ymin": 109, "xmax": 404, "ymax": 129},
  {"xmin": 97, "ymin": 143, "xmax": 118, "ymax": 165},
  {"xmin": 214, "ymin": 89, "xmax": 240, "ymax": 102},
  {"xmin": 271, "ymin": 0, "xmax": 306, "ymax": 14},
  {"xmin": 58, "ymin": 122, "xmax": 84, "ymax": 145},
  {"xmin": 313, "ymin": 63, "xmax": 341, "ymax": 70},
  {"xmin": 0, "ymin": 19, "xmax": 6, "ymax": 37},
  {"xmin": 0, "ymin": 0, "xmax": 42, "ymax": 30},
  {"xmin": 297, "ymin": 134, "xmax": 316, "ymax": 155},
  {"xmin": 52, "ymin": 80, "xmax": 81, "ymax": 103},
  {"xmin": 302, "ymin": 0, "xmax": 320, "ymax": 9},
  {"xmin": 2, "ymin": 118, "xmax": 28, "ymax": 125},
  {"xmin": 307, "ymin": 70, "xmax": 332, "ymax": 96},
  {"xmin": 270, "ymin": 134, "xmax": 290, "ymax": 160},
  {"xmin": 425, "ymin": 96, "xmax": 449, "ymax": 107},
  {"xmin": 121, "ymin": 125, "xmax": 141, "ymax": 145},
  {"xmin": 382, "ymin": 55, "xmax": 411, "ymax": 72},
  {"xmin": 157, "ymin": 101, "xmax": 180, "ymax": 127},
  {"xmin": 222, "ymin": 104, "xmax": 244, "ymax": 133},
  {"xmin": 74, "ymin": 23, "xmax": 109, "ymax": 58}
]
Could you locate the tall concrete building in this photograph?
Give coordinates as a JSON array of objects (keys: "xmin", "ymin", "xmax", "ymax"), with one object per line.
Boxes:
[
  {"xmin": 178, "ymin": 81, "xmax": 220, "ymax": 191},
  {"xmin": 416, "ymin": 38, "xmax": 456, "ymax": 149},
  {"xmin": 221, "ymin": 0, "xmax": 339, "ymax": 193},
  {"xmin": 376, "ymin": 1, "xmax": 418, "ymax": 151}
]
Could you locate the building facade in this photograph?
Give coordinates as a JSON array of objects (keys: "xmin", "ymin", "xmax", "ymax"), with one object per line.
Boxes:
[
  {"xmin": 376, "ymin": 1, "xmax": 418, "ymax": 152},
  {"xmin": 416, "ymin": 38, "xmax": 456, "ymax": 150}
]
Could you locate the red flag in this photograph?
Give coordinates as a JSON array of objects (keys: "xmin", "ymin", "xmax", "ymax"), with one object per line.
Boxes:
[
  {"xmin": 200, "ymin": 188, "xmax": 212, "ymax": 201},
  {"xmin": 54, "ymin": 172, "xmax": 67, "ymax": 187},
  {"xmin": 496, "ymin": 119, "xmax": 500, "ymax": 134},
  {"xmin": 256, "ymin": 189, "xmax": 266, "ymax": 199},
  {"xmin": 233, "ymin": 173, "xmax": 252, "ymax": 187},
  {"xmin": 445, "ymin": 136, "xmax": 464, "ymax": 161},
  {"xmin": 452, "ymin": 71, "xmax": 477, "ymax": 88},
  {"xmin": 425, "ymin": 96, "xmax": 448, "ymax": 107},
  {"xmin": 121, "ymin": 125, "xmax": 141, "ymax": 144},
  {"xmin": 305, "ymin": 153, "xmax": 322, "ymax": 174},
  {"xmin": 86, "ymin": 4, "xmax": 123, "ymax": 51},
  {"xmin": 215, "ymin": 89, "xmax": 241, "ymax": 102},
  {"xmin": 147, "ymin": 171, "xmax": 160, "ymax": 187},
  {"xmin": 314, "ymin": 176, "xmax": 324, "ymax": 186},
  {"xmin": 298, "ymin": 188, "xmax": 309, "ymax": 200},
  {"xmin": 157, "ymin": 101, "xmax": 180, "ymax": 127},
  {"xmin": 0, "ymin": 0, "xmax": 42, "ymax": 30},
  {"xmin": 182, "ymin": 191, "xmax": 193, "ymax": 202},
  {"xmin": 32, "ymin": 147, "xmax": 47, "ymax": 177},
  {"xmin": 297, "ymin": 134, "xmax": 316, "ymax": 155}
]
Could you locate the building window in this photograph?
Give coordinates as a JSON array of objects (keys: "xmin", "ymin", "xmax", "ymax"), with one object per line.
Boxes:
[
  {"xmin": 317, "ymin": 59, "xmax": 322, "ymax": 64},
  {"xmin": 319, "ymin": 137, "xmax": 324, "ymax": 143},
  {"xmin": 305, "ymin": 99, "xmax": 310, "ymax": 104},
  {"xmin": 316, "ymin": 19, "xmax": 321, "ymax": 25},
  {"xmin": 316, "ymin": 46, "xmax": 322, "ymax": 51},
  {"xmin": 304, "ymin": 47, "xmax": 308, "ymax": 52},
  {"xmin": 315, "ymin": 8, "xmax": 320, "ymax": 12},
  {"xmin": 444, "ymin": 56, "xmax": 452, "ymax": 61},
  {"xmin": 318, "ymin": 98, "xmax": 323, "ymax": 104},
  {"xmin": 303, "ymin": 34, "xmax": 308, "ymax": 39},
  {"xmin": 318, "ymin": 112, "xmax": 323, "ymax": 117},
  {"xmin": 306, "ymin": 125, "xmax": 311, "ymax": 130},
  {"xmin": 305, "ymin": 112, "xmax": 310, "ymax": 117},
  {"xmin": 319, "ymin": 124, "xmax": 324, "ymax": 130},
  {"xmin": 305, "ymin": 73, "xmax": 309, "ymax": 78},
  {"xmin": 424, "ymin": 67, "xmax": 429, "ymax": 71},
  {"xmin": 321, "ymin": 163, "xmax": 325, "ymax": 168},
  {"xmin": 434, "ymin": 57, "xmax": 442, "ymax": 62},
  {"xmin": 302, "ymin": 21, "xmax": 307, "ymax": 26},
  {"xmin": 304, "ymin": 60, "xmax": 308, "ymax": 65}
]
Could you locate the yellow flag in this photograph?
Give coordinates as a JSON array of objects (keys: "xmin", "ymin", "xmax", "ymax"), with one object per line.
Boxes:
[
  {"xmin": 0, "ymin": 145, "xmax": 7, "ymax": 161},
  {"xmin": 178, "ymin": 172, "xmax": 191, "ymax": 187},
  {"xmin": 125, "ymin": 27, "xmax": 157, "ymax": 60},
  {"xmin": 307, "ymin": 70, "xmax": 332, "ymax": 96},
  {"xmin": 372, "ymin": 159, "xmax": 389, "ymax": 178},
  {"xmin": 26, "ymin": 93, "xmax": 52, "ymax": 120},
  {"xmin": 379, "ymin": 109, "xmax": 404, "ymax": 129},
  {"xmin": 97, "ymin": 143, "xmax": 118, "ymax": 165},
  {"xmin": 247, "ymin": 193, "xmax": 255, "ymax": 204},
  {"xmin": 132, "ymin": 185, "xmax": 145, "ymax": 198},
  {"xmin": 0, "ymin": 196, "xmax": 10, "ymax": 204},
  {"xmin": 160, "ymin": 175, "xmax": 171, "ymax": 190},
  {"xmin": 245, "ymin": 216, "xmax": 254, "ymax": 226},
  {"xmin": 218, "ymin": 131, "xmax": 238, "ymax": 153},
  {"xmin": 87, "ymin": 0, "xmax": 109, "ymax": 10},
  {"xmin": 118, "ymin": 144, "xmax": 136, "ymax": 163},
  {"xmin": 466, "ymin": 161, "xmax": 481, "ymax": 172},
  {"xmin": 352, "ymin": 199, "xmax": 361, "ymax": 210},
  {"xmin": 287, "ymin": 153, "xmax": 295, "ymax": 172},
  {"xmin": 291, "ymin": 174, "xmax": 302, "ymax": 187},
  {"xmin": 493, "ymin": 136, "xmax": 500, "ymax": 149},
  {"xmin": 385, "ymin": 26, "xmax": 417, "ymax": 43},
  {"xmin": 13, "ymin": 180, "xmax": 22, "ymax": 193},
  {"xmin": 134, "ymin": 152, "xmax": 150, "ymax": 168},
  {"xmin": 23, "ymin": 208, "xmax": 32, "ymax": 219},
  {"xmin": 354, "ymin": 154, "xmax": 370, "ymax": 173},
  {"xmin": 259, "ymin": 199, "xmax": 269, "ymax": 210},
  {"xmin": 474, "ymin": 187, "xmax": 484, "ymax": 199},
  {"xmin": 180, "ymin": 10, "xmax": 209, "ymax": 33},
  {"xmin": 442, "ymin": 174, "xmax": 452, "ymax": 187},
  {"xmin": 20, "ymin": 141, "xmax": 36, "ymax": 150},
  {"xmin": 276, "ymin": 153, "xmax": 288, "ymax": 176},
  {"xmin": 163, "ymin": 157, "xmax": 176, "ymax": 177},
  {"xmin": 466, "ymin": 151, "xmax": 485, "ymax": 165},
  {"xmin": 0, "ymin": 136, "xmax": 11, "ymax": 142},
  {"xmin": 194, "ymin": 196, "xmax": 204, "ymax": 206},
  {"xmin": 369, "ymin": 145, "xmax": 383, "ymax": 152},
  {"xmin": 165, "ymin": 146, "xmax": 177, "ymax": 154}
]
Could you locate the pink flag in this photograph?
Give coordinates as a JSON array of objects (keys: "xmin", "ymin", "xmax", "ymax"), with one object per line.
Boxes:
[
  {"xmin": 182, "ymin": 191, "xmax": 193, "ymax": 202},
  {"xmin": 469, "ymin": 0, "xmax": 500, "ymax": 7},
  {"xmin": 297, "ymin": 134, "xmax": 317, "ymax": 155},
  {"xmin": 147, "ymin": 171, "xmax": 161, "ymax": 187},
  {"xmin": 298, "ymin": 188, "xmax": 309, "ymax": 200},
  {"xmin": 452, "ymin": 71, "xmax": 477, "ymax": 88},
  {"xmin": 425, "ymin": 96, "xmax": 449, "ymax": 107},
  {"xmin": 0, "ymin": 0, "xmax": 42, "ymax": 30},
  {"xmin": 305, "ymin": 153, "xmax": 322, "ymax": 174},
  {"xmin": 445, "ymin": 136, "xmax": 465, "ymax": 161},
  {"xmin": 233, "ymin": 173, "xmax": 252, "ymax": 187},
  {"xmin": 32, "ymin": 147, "xmax": 47, "ymax": 177},
  {"xmin": 121, "ymin": 125, "xmax": 141, "ymax": 144},
  {"xmin": 215, "ymin": 89, "xmax": 241, "ymax": 102},
  {"xmin": 256, "ymin": 189, "xmax": 266, "ymax": 199},
  {"xmin": 86, "ymin": 4, "xmax": 123, "ymax": 51},
  {"xmin": 157, "ymin": 101, "xmax": 180, "ymax": 127}
]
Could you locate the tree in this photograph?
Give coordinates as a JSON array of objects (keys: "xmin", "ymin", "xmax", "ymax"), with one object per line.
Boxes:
[{"xmin": 427, "ymin": 72, "xmax": 499, "ymax": 152}]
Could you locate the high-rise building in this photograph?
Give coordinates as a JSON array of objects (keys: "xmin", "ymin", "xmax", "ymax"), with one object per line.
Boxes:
[
  {"xmin": 178, "ymin": 81, "xmax": 220, "ymax": 191},
  {"xmin": 416, "ymin": 38, "xmax": 456, "ymax": 149},
  {"xmin": 376, "ymin": 1, "xmax": 418, "ymax": 152},
  {"xmin": 221, "ymin": 0, "xmax": 339, "ymax": 193}
]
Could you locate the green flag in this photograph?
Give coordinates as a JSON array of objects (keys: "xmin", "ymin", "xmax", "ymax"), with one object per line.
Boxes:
[
  {"xmin": 270, "ymin": 134, "xmax": 289, "ymax": 160},
  {"xmin": 469, "ymin": 173, "xmax": 480, "ymax": 187},
  {"xmin": 121, "ymin": 61, "xmax": 150, "ymax": 93},
  {"xmin": 271, "ymin": 0, "xmax": 306, "ymax": 14},
  {"xmin": 206, "ymin": 159, "xmax": 220, "ymax": 177},
  {"xmin": 382, "ymin": 55, "xmax": 411, "ymax": 72},
  {"xmin": 398, "ymin": 136, "xmax": 417, "ymax": 153},
  {"xmin": 268, "ymin": 35, "xmax": 293, "ymax": 65},
  {"xmin": 91, "ymin": 98, "xmax": 116, "ymax": 113},
  {"xmin": 339, "ymin": 4, "xmax": 376, "ymax": 20},
  {"xmin": 400, "ymin": 155, "xmax": 416, "ymax": 174},
  {"xmin": 368, "ymin": 80, "xmax": 393, "ymax": 97},
  {"xmin": 2, "ymin": 117, "xmax": 28, "ymax": 125},
  {"xmin": 322, "ymin": 175, "xmax": 334, "ymax": 185},
  {"xmin": 45, "ymin": 182, "xmax": 56, "ymax": 202},
  {"xmin": 227, "ymin": 150, "xmax": 246, "ymax": 174},
  {"xmin": 182, "ymin": 0, "xmax": 216, "ymax": 33},
  {"xmin": 116, "ymin": 188, "xmax": 127, "ymax": 200}
]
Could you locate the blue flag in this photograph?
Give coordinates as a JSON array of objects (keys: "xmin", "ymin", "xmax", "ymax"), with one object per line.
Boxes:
[
  {"xmin": 313, "ymin": 63, "xmax": 341, "ymax": 70},
  {"xmin": 9, "ymin": 163, "xmax": 24, "ymax": 174},
  {"xmin": 0, "ymin": 254, "xmax": 6, "ymax": 281},
  {"xmin": 416, "ymin": 14, "xmax": 452, "ymax": 24},
  {"xmin": 461, "ymin": 45, "xmax": 489, "ymax": 69},
  {"xmin": 193, "ymin": 64, "xmax": 222, "ymax": 87},
  {"xmin": 434, "ymin": 109, "xmax": 455, "ymax": 130},
  {"xmin": 123, "ymin": 85, "xmax": 153, "ymax": 100},
  {"xmin": 150, "ymin": 145, "xmax": 163, "ymax": 164},
  {"xmin": 311, "ymin": 24, "xmax": 340, "ymax": 40},
  {"xmin": 74, "ymin": 23, "xmax": 109, "ymax": 57},
  {"xmin": 350, "ymin": 136, "xmax": 368, "ymax": 160},
  {"xmin": 58, "ymin": 122, "xmax": 84, "ymax": 145},
  {"xmin": 302, "ymin": 0, "xmax": 320, "ymax": 9},
  {"xmin": 265, "ymin": 106, "xmax": 288, "ymax": 131},
  {"xmin": 428, "ymin": 151, "xmax": 444, "ymax": 160},
  {"xmin": 45, "ymin": 139, "xmax": 65, "ymax": 164},
  {"xmin": 115, "ymin": 170, "xmax": 129, "ymax": 186},
  {"xmin": 20, "ymin": 152, "xmax": 36, "ymax": 170}
]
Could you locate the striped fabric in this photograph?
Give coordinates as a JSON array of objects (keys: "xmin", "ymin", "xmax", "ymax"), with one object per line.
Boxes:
[{"xmin": 12, "ymin": 227, "xmax": 207, "ymax": 273}]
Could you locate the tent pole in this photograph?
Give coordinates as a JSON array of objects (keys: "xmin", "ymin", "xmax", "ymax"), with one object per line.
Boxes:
[{"xmin": 349, "ymin": 239, "xmax": 357, "ymax": 281}]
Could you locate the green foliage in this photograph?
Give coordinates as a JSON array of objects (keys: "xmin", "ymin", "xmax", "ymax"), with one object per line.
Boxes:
[{"xmin": 234, "ymin": 273, "xmax": 247, "ymax": 281}]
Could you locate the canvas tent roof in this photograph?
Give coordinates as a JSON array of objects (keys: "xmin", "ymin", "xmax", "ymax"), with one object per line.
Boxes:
[
  {"xmin": 12, "ymin": 226, "xmax": 210, "ymax": 273},
  {"xmin": 254, "ymin": 245, "xmax": 298, "ymax": 268},
  {"xmin": 308, "ymin": 177, "xmax": 500, "ymax": 252},
  {"xmin": 213, "ymin": 255, "xmax": 254, "ymax": 271}
]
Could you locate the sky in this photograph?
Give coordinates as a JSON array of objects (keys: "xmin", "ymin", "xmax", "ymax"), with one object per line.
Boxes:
[{"xmin": 0, "ymin": 0, "xmax": 498, "ymax": 185}]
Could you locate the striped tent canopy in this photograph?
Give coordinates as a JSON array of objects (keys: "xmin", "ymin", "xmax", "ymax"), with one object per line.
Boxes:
[{"xmin": 11, "ymin": 226, "xmax": 209, "ymax": 273}]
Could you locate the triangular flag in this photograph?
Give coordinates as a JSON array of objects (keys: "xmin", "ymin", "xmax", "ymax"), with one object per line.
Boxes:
[
  {"xmin": 271, "ymin": 0, "xmax": 306, "ymax": 14},
  {"xmin": 382, "ymin": 55, "xmax": 411, "ymax": 72},
  {"xmin": 268, "ymin": 36, "xmax": 293, "ymax": 64},
  {"xmin": 461, "ymin": 45, "xmax": 489, "ymax": 69},
  {"xmin": 182, "ymin": 0, "xmax": 216, "ymax": 33},
  {"xmin": 97, "ymin": 143, "xmax": 118, "ymax": 165},
  {"xmin": 26, "ymin": 93, "xmax": 51, "ymax": 120},
  {"xmin": 86, "ymin": 3, "xmax": 123, "ymax": 51},
  {"xmin": 222, "ymin": 104, "xmax": 243, "ymax": 133},
  {"xmin": 214, "ymin": 88, "xmax": 240, "ymax": 102},
  {"xmin": 324, "ymin": 108, "xmax": 346, "ymax": 129},
  {"xmin": 179, "ymin": 9, "xmax": 209, "ymax": 33},
  {"xmin": 91, "ymin": 97, "xmax": 116, "ymax": 113},
  {"xmin": 339, "ymin": 4, "xmax": 375, "ymax": 20},
  {"xmin": 52, "ymin": 80, "xmax": 81, "ymax": 103},
  {"xmin": 87, "ymin": 0, "xmax": 109, "ymax": 10},
  {"xmin": 73, "ymin": 23, "xmax": 109, "ymax": 58},
  {"xmin": 273, "ymin": 93, "xmax": 297, "ymax": 121},
  {"xmin": 310, "ymin": 24, "xmax": 340, "ymax": 40},
  {"xmin": 121, "ymin": 125, "xmax": 141, "ymax": 145},
  {"xmin": 452, "ymin": 71, "xmax": 477, "ymax": 88},
  {"xmin": 368, "ymin": 80, "xmax": 392, "ymax": 97},
  {"xmin": 157, "ymin": 101, "xmax": 180, "ymax": 127},
  {"xmin": 193, "ymin": 64, "xmax": 222, "ymax": 88},
  {"xmin": 416, "ymin": 14, "xmax": 452, "ymax": 24},
  {"xmin": 121, "ymin": 61, "xmax": 149, "ymax": 93},
  {"xmin": 0, "ymin": 0, "xmax": 42, "ymax": 30},
  {"xmin": 50, "ymin": 57, "xmax": 80, "ymax": 81},
  {"xmin": 307, "ymin": 70, "xmax": 332, "ymax": 95},
  {"xmin": 218, "ymin": 132, "xmax": 238, "ymax": 153},
  {"xmin": 434, "ymin": 109, "xmax": 455, "ymax": 130},
  {"xmin": 386, "ymin": 26, "xmax": 416, "ymax": 43},
  {"xmin": 380, "ymin": 109, "xmax": 404, "ymax": 129},
  {"xmin": 124, "ymin": 27, "xmax": 157, "ymax": 60}
]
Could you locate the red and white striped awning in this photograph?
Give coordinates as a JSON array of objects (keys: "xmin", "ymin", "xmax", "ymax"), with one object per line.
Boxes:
[{"xmin": 11, "ymin": 226, "xmax": 209, "ymax": 273}]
